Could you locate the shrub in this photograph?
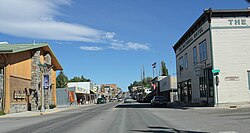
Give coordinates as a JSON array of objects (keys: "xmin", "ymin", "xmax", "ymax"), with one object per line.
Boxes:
[
  {"xmin": 49, "ymin": 104, "xmax": 56, "ymax": 109},
  {"xmin": 0, "ymin": 110, "xmax": 5, "ymax": 115}
]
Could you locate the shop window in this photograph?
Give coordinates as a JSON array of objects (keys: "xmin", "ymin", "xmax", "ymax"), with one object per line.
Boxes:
[
  {"xmin": 199, "ymin": 77, "xmax": 206, "ymax": 97},
  {"xmin": 0, "ymin": 68, "xmax": 3, "ymax": 74}
]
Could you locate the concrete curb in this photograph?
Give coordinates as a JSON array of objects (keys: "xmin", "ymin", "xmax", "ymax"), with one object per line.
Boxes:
[{"xmin": 0, "ymin": 103, "xmax": 97, "ymax": 118}]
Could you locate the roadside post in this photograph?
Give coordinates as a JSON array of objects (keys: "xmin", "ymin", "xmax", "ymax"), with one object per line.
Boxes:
[{"xmin": 212, "ymin": 69, "xmax": 220, "ymax": 107}]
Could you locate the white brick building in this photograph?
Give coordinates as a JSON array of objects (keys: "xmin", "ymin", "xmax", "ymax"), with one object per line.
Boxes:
[{"xmin": 173, "ymin": 9, "xmax": 250, "ymax": 106}]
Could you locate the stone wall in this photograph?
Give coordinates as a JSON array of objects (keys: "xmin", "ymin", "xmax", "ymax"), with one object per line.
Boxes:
[
  {"xmin": 31, "ymin": 49, "xmax": 41, "ymax": 111},
  {"xmin": 10, "ymin": 103, "xmax": 27, "ymax": 113},
  {"xmin": 44, "ymin": 53, "xmax": 53, "ymax": 108}
]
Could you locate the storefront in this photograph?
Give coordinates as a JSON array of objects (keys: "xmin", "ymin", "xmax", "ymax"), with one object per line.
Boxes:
[{"xmin": 173, "ymin": 9, "xmax": 250, "ymax": 106}]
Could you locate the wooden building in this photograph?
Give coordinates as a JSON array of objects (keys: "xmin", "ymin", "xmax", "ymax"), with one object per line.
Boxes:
[{"xmin": 0, "ymin": 42, "xmax": 62, "ymax": 113}]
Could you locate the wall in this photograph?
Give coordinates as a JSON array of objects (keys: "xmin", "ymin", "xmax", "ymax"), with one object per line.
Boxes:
[
  {"xmin": 51, "ymin": 69, "xmax": 57, "ymax": 105},
  {"xmin": 211, "ymin": 17, "xmax": 250, "ymax": 104},
  {"xmin": 175, "ymin": 21, "xmax": 212, "ymax": 101},
  {"xmin": 4, "ymin": 51, "xmax": 32, "ymax": 113},
  {"xmin": 9, "ymin": 52, "xmax": 32, "ymax": 79},
  {"xmin": 9, "ymin": 76, "xmax": 30, "ymax": 113},
  {"xmin": 68, "ymin": 82, "xmax": 91, "ymax": 94}
]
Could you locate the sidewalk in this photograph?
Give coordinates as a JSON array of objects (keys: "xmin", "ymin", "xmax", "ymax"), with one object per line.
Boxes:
[{"xmin": 0, "ymin": 103, "xmax": 96, "ymax": 118}]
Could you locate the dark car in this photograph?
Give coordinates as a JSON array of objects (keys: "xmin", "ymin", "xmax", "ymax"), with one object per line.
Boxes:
[
  {"xmin": 97, "ymin": 97, "xmax": 106, "ymax": 104},
  {"xmin": 151, "ymin": 96, "xmax": 167, "ymax": 107}
]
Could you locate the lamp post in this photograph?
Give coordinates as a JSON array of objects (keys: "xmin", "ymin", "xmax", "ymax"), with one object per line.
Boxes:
[{"xmin": 38, "ymin": 63, "xmax": 53, "ymax": 112}]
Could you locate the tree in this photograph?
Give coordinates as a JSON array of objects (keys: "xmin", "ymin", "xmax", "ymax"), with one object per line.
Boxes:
[
  {"xmin": 69, "ymin": 75, "xmax": 91, "ymax": 82},
  {"xmin": 56, "ymin": 71, "xmax": 68, "ymax": 88},
  {"xmin": 128, "ymin": 76, "xmax": 153, "ymax": 92},
  {"xmin": 161, "ymin": 61, "xmax": 169, "ymax": 76}
]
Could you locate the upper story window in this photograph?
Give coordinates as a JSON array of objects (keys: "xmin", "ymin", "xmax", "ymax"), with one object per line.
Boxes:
[
  {"xmin": 199, "ymin": 40, "xmax": 207, "ymax": 62},
  {"xmin": 179, "ymin": 56, "xmax": 184, "ymax": 71},
  {"xmin": 184, "ymin": 53, "xmax": 188, "ymax": 69},
  {"xmin": 193, "ymin": 46, "xmax": 197, "ymax": 65}
]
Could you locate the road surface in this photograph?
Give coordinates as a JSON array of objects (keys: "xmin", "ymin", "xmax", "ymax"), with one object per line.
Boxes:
[{"xmin": 1, "ymin": 102, "xmax": 250, "ymax": 133}]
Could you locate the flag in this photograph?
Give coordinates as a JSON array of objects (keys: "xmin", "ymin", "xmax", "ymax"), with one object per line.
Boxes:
[{"xmin": 152, "ymin": 62, "xmax": 156, "ymax": 68}]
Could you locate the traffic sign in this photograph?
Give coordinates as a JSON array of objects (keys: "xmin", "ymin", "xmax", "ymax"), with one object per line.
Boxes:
[{"xmin": 212, "ymin": 69, "xmax": 220, "ymax": 73}]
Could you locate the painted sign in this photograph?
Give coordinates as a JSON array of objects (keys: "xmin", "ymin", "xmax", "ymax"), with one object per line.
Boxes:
[
  {"xmin": 44, "ymin": 75, "xmax": 49, "ymax": 89},
  {"xmin": 225, "ymin": 76, "xmax": 240, "ymax": 81},
  {"xmin": 228, "ymin": 19, "xmax": 247, "ymax": 26}
]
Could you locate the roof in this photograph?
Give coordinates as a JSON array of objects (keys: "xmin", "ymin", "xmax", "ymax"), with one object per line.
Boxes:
[
  {"xmin": 173, "ymin": 8, "xmax": 250, "ymax": 52},
  {"xmin": 0, "ymin": 42, "xmax": 63, "ymax": 70}
]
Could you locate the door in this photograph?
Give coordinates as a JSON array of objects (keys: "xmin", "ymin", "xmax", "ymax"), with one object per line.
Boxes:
[{"xmin": 187, "ymin": 80, "xmax": 192, "ymax": 102}]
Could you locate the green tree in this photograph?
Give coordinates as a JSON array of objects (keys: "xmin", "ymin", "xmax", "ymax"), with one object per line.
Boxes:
[
  {"xmin": 56, "ymin": 71, "xmax": 68, "ymax": 88},
  {"xmin": 69, "ymin": 75, "xmax": 91, "ymax": 82},
  {"xmin": 161, "ymin": 61, "xmax": 169, "ymax": 76}
]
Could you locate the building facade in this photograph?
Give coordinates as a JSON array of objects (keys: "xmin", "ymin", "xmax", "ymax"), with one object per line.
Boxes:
[
  {"xmin": 152, "ymin": 76, "xmax": 177, "ymax": 102},
  {"xmin": 67, "ymin": 82, "xmax": 96, "ymax": 104},
  {"xmin": 0, "ymin": 42, "xmax": 62, "ymax": 113},
  {"xmin": 173, "ymin": 9, "xmax": 250, "ymax": 106}
]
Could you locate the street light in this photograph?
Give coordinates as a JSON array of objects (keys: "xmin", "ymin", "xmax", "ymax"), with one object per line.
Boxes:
[{"xmin": 38, "ymin": 63, "xmax": 53, "ymax": 112}]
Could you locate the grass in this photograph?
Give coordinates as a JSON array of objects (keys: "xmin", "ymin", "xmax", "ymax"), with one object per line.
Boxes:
[{"xmin": 0, "ymin": 110, "xmax": 5, "ymax": 116}]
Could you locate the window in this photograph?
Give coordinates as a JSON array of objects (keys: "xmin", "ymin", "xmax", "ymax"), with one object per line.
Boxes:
[
  {"xmin": 0, "ymin": 67, "xmax": 3, "ymax": 74},
  {"xmin": 248, "ymin": 71, "xmax": 250, "ymax": 90},
  {"xmin": 199, "ymin": 77, "xmax": 206, "ymax": 97},
  {"xmin": 199, "ymin": 40, "xmax": 207, "ymax": 62},
  {"xmin": 184, "ymin": 53, "xmax": 188, "ymax": 69},
  {"xmin": 179, "ymin": 56, "xmax": 184, "ymax": 71},
  {"xmin": 193, "ymin": 47, "xmax": 197, "ymax": 65}
]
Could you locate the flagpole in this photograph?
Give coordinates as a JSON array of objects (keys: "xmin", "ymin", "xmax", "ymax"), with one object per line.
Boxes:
[{"xmin": 152, "ymin": 67, "xmax": 154, "ymax": 78}]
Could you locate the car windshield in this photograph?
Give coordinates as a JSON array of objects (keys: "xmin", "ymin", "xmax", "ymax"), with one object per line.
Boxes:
[{"xmin": 0, "ymin": 1, "xmax": 249, "ymax": 133}]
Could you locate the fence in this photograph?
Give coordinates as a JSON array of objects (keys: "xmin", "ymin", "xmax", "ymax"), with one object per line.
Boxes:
[{"xmin": 56, "ymin": 87, "xmax": 77, "ymax": 108}]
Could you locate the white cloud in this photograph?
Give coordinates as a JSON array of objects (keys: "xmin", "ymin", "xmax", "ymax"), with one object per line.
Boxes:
[
  {"xmin": 0, "ymin": 0, "xmax": 150, "ymax": 51},
  {"xmin": 80, "ymin": 46, "xmax": 103, "ymax": 51},
  {"xmin": 109, "ymin": 42, "xmax": 150, "ymax": 51},
  {"xmin": 0, "ymin": 0, "xmax": 105, "ymax": 42}
]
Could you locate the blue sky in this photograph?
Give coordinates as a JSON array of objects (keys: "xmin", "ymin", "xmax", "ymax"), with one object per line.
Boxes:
[{"xmin": 0, "ymin": 0, "xmax": 249, "ymax": 90}]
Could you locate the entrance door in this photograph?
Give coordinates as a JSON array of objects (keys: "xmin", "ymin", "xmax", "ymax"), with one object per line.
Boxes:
[
  {"xmin": 187, "ymin": 80, "xmax": 192, "ymax": 102},
  {"xmin": 0, "ymin": 67, "xmax": 3, "ymax": 110}
]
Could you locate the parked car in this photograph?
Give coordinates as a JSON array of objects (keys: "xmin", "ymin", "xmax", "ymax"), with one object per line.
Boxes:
[
  {"xmin": 151, "ymin": 96, "xmax": 167, "ymax": 107},
  {"xmin": 118, "ymin": 98, "xmax": 123, "ymax": 102},
  {"xmin": 97, "ymin": 97, "xmax": 106, "ymax": 104},
  {"xmin": 124, "ymin": 97, "xmax": 134, "ymax": 103}
]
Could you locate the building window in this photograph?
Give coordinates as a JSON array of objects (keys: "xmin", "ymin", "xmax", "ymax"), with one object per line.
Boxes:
[
  {"xmin": 199, "ymin": 77, "xmax": 206, "ymax": 97},
  {"xmin": 248, "ymin": 71, "xmax": 250, "ymax": 90},
  {"xmin": 199, "ymin": 40, "xmax": 207, "ymax": 62},
  {"xmin": 179, "ymin": 56, "xmax": 184, "ymax": 71},
  {"xmin": 184, "ymin": 53, "xmax": 188, "ymax": 69},
  {"xmin": 0, "ymin": 68, "xmax": 3, "ymax": 74},
  {"xmin": 193, "ymin": 46, "xmax": 197, "ymax": 65}
]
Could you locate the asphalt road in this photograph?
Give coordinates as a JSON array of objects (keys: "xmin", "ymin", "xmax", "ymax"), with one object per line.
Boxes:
[{"xmin": 1, "ymin": 102, "xmax": 250, "ymax": 133}]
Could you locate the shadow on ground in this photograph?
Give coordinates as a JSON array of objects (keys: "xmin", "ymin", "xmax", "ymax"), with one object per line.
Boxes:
[
  {"xmin": 130, "ymin": 126, "xmax": 209, "ymax": 133},
  {"xmin": 115, "ymin": 103, "xmax": 189, "ymax": 110}
]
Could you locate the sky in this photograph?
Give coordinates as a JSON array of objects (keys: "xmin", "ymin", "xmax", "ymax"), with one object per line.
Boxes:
[{"xmin": 0, "ymin": 0, "xmax": 249, "ymax": 91}]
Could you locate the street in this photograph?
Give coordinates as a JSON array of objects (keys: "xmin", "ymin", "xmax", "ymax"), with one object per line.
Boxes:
[{"xmin": 1, "ymin": 102, "xmax": 250, "ymax": 133}]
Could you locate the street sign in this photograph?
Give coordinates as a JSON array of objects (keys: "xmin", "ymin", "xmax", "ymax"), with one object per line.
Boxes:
[{"xmin": 212, "ymin": 69, "xmax": 220, "ymax": 73}]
